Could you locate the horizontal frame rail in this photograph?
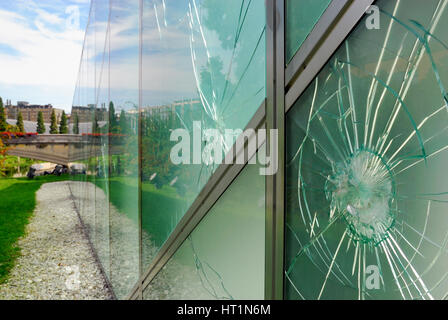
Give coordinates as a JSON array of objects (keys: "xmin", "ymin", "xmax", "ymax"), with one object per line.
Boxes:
[
  {"xmin": 285, "ymin": 0, "xmax": 374, "ymax": 113},
  {"xmin": 128, "ymin": 100, "xmax": 266, "ymax": 299}
]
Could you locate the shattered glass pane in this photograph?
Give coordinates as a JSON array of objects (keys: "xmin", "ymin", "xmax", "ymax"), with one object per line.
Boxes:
[
  {"xmin": 143, "ymin": 147, "xmax": 265, "ymax": 300},
  {"xmin": 141, "ymin": 0, "xmax": 266, "ymax": 270},
  {"xmin": 285, "ymin": 0, "xmax": 448, "ymax": 300}
]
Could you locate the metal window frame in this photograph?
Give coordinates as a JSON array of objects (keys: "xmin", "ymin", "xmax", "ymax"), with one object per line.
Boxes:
[
  {"xmin": 127, "ymin": 102, "xmax": 266, "ymax": 299},
  {"xmin": 137, "ymin": 0, "xmax": 144, "ymax": 300},
  {"xmin": 285, "ymin": 0, "xmax": 375, "ymax": 112},
  {"xmin": 129, "ymin": 0, "xmax": 374, "ymax": 301},
  {"xmin": 265, "ymin": 0, "xmax": 285, "ymax": 301},
  {"xmin": 74, "ymin": 0, "xmax": 375, "ymax": 301},
  {"xmin": 285, "ymin": 0, "xmax": 352, "ymax": 86}
]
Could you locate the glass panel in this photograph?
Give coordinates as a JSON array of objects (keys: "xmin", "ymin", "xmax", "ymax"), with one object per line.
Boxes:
[
  {"xmin": 108, "ymin": 0, "xmax": 140, "ymax": 299},
  {"xmin": 143, "ymin": 147, "xmax": 266, "ymax": 300},
  {"xmin": 140, "ymin": 0, "xmax": 266, "ymax": 269},
  {"xmin": 79, "ymin": 3, "xmax": 97, "ymax": 242},
  {"xmin": 70, "ymin": 0, "xmax": 140, "ymax": 299},
  {"xmin": 70, "ymin": 0, "xmax": 266, "ymax": 299},
  {"xmin": 285, "ymin": 0, "xmax": 331, "ymax": 63},
  {"xmin": 285, "ymin": 0, "xmax": 448, "ymax": 299},
  {"xmin": 93, "ymin": 0, "xmax": 111, "ymax": 279}
]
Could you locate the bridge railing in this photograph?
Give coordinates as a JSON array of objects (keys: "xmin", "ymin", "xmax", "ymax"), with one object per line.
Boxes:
[
  {"xmin": 4, "ymin": 134, "xmax": 85, "ymax": 145},
  {"xmin": 3, "ymin": 134, "xmax": 128, "ymax": 145}
]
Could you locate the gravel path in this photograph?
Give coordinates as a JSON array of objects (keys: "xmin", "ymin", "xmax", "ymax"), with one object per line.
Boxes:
[
  {"xmin": 0, "ymin": 181, "xmax": 113, "ymax": 300},
  {"xmin": 68, "ymin": 181, "xmax": 158, "ymax": 299}
]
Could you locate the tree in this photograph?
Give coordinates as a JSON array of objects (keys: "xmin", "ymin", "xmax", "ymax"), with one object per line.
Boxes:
[
  {"xmin": 16, "ymin": 111, "xmax": 24, "ymax": 133},
  {"xmin": 109, "ymin": 101, "xmax": 118, "ymax": 133},
  {"xmin": 50, "ymin": 110, "xmax": 58, "ymax": 134},
  {"xmin": 116, "ymin": 156, "xmax": 122, "ymax": 175},
  {"xmin": 37, "ymin": 111, "xmax": 46, "ymax": 134},
  {"xmin": 92, "ymin": 110, "xmax": 99, "ymax": 133},
  {"xmin": 119, "ymin": 109, "xmax": 128, "ymax": 134},
  {"xmin": 73, "ymin": 113, "xmax": 79, "ymax": 134},
  {"xmin": 141, "ymin": 111, "xmax": 185, "ymax": 192},
  {"xmin": 59, "ymin": 110, "xmax": 68, "ymax": 134},
  {"xmin": 0, "ymin": 138, "xmax": 8, "ymax": 176},
  {"xmin": 0, "ymin": 97, "xmax": 6, "ymax": 132}
]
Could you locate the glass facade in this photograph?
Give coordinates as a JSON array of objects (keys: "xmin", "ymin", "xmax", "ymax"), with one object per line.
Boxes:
[
  {"xmin": 285, "ymin": 0, "xmax": 448, "ymax": 300},
  {"xmin": 70, "ymin": 0, "xmax": 266, "ymax": 299},
  {"xmin": 70, "ymin": 0, "xmax": 448, "ymax": 300},
  {"xmin": 143, "ymin": 147, "xmax": 265, "ymax": 300},
  {"xmin": 140, "ymin": 0, "xmax": 266, "ymax": 270}
]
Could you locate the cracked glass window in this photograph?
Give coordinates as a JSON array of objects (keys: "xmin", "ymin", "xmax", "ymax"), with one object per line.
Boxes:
[
  {"xmin": 141, "ymin": 0, "xmax": 266, "ymax": 270},
  {"xmin": 286, "ymin": 0, "xmax": 331, "ymax": 63},
  {"xmin": 143, "ymin": 146, "xmax": 265, "ymax": 300},
  {"xmin": 92, "ymin": 0, "xmax": 111, "ymax": 282},
  {"xmin": 285, "ymin": 0, "xmax": 448, "ymax": 299},
  {"xmin": 70, "ymin": 0, "xmax": 141, "ymax": 299},
  {"xmin": 108, "ymin": 0, "xmax": 140, "ymax": 299},
  {"xmin": 70, "ymin": 0, "xmax": 112, "ymax": 282}
]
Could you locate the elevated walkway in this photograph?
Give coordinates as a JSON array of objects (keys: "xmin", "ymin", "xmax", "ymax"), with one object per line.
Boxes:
[{"xmin": 4, "ymin": 134, "xmax": 123, "ymax": 165}]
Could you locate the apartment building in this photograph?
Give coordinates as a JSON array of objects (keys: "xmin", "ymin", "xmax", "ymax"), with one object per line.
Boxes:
[{"xmin": 6, "ymin": 101, "xmax": 63, "ymax": 123}]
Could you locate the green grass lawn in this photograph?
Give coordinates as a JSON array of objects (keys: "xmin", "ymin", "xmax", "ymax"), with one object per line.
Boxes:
[
  {"xmin": 0, "ymin": 175, "xmax": 69, "ymax": 283},
  {"xmin": 2, "ymin": 156, "xmax": 41, "ymax": 177},
  {"xmin": 108, "ymin": 177, "xmax": 188, "ymax": 247},
  {"xmin": 85, "ymin": 175, "xmax": 188, "ymax": 248}
]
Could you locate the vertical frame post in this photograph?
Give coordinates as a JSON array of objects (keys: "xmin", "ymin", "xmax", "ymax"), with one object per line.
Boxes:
[
  {"xmin": 265, "ymin": 0, "xmax": 285, "ymax": 300},
  {"xmin": 137, "ymin": 0, "xmax": 144, "ymax": 300},
  {"xmin": 107, "ymin": 0, "xmax": 113, "ymax": 295}
]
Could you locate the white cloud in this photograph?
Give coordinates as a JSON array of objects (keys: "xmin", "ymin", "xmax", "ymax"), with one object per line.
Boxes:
[
  {"xmin": 35, "ymin": 8, "xmax": 64, "ymax": 25},
  {"xmin": 0, "ymin": 5, "xmax": 85, "ymax": 111}
]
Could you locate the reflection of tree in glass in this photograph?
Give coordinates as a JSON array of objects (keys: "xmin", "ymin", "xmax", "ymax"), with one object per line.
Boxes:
[
  {"xmin": 141, "ymin": 110, "xmax": 188, "ymax": 195},
  {"xmin": 109, "ymin": 102, "xmax": 119, "ymax": 133},
  {"xmin": 142, "ymin": 0, "xmax": 266, "ymax": 298},
  {"xmin": 185, "ymin": 0, "xmax": 265, "ymax": 180}
]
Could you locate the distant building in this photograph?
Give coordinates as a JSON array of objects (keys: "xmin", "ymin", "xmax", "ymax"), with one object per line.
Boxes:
[
  {"xmin": 5, "ymin": 101, "xmax": 63, "ymax": 123},
  {"xmin": 142, "ymin": 99, "xmax": 201, "ymax": 119},
  {"xmin": 71, "ymin": 106, "xmax": 108, "ymax": 123},
  {"xmin": 72, "ymin": 100, "xmax": 199, "ymax": 125}
]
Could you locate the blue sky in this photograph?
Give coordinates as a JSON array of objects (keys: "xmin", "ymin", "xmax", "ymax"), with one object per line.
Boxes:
[{"xmin": 0, "ymin": 0, "xmax": 90, "ymax": 112}]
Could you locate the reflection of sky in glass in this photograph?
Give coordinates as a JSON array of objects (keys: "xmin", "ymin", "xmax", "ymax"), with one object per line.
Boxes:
[
  {"xmin": 140, "ymin": 0, "xmax": 266, "ymax": 271},
  {"xmin": 142, "ymin": 0, "xmax": 266, "ymax": 119},
  {"xmin": 286, "ymin": 0, "xmax": 448, "ymax": 300},
  {"xmin": 75, "ymin": 0, "xmax": 266, "ymax": 114},
  {"xmin": 73, "ymin": 0, "xmax": 141, "ymax": 111},
  {"xmin": 70, "ymin": 0, "xmax": 267, "ymax": 289}
]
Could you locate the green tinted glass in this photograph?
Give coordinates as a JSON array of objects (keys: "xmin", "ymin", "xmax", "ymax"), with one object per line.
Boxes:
[
  {"xmin": 285, "ymin": 0, "xmax": 448, "ymax": 299},
  {"xmin": 140, "ymin": 0, "xmax": 266, "ymax": 270},
  {"xmin": 143, "ymin": 148, "xmax": 266, "ymax": 300},
  {"xmin": 108, "ymin": 0, "xmax": 140, "ymax": 299},
  {"xmin": 286, "ymin": 0, "xmax": 331, "ymax": 63}
]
